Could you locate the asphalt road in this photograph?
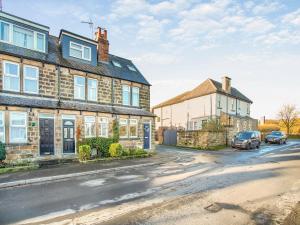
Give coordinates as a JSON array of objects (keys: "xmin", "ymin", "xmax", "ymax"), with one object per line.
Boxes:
[{"xmin": 0, "ymin": 142, "xmax": 299, "ymax": 225}]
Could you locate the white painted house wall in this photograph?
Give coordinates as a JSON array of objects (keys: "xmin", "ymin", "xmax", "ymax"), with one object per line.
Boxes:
[{"xmin": 154, "ymin": 93, "xmax": 251, "ymax": 130}]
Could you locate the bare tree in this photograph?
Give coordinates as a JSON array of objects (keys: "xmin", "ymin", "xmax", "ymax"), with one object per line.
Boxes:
[{"xmin": 277, "ymin": 104, "xmax": 299, "ymax": 135}]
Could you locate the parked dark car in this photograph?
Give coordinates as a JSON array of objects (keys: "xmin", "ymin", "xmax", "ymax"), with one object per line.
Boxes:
[
  {"xmin": 231, "ymin": 131, "xmax": 261, "ymax": 150},
  {"xmin": 265, "ymin": 131, "xmax": 287, "ymax": 144}
]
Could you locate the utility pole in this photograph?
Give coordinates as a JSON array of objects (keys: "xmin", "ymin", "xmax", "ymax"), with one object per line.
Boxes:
[{"xmin": 81, "ymin": 18, "xmax": 94, "ymax": 39}]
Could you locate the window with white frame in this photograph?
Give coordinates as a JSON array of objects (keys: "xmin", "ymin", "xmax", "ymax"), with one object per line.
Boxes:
[
  {"xmin": 84, "ymin": 116, "xmax": 96, "ymax": 138},
  {"xmin": 122, "ymin": 85, "xmax": 130, "ymax": 106},
  {"xmin": 99, "ymin": 117, "xmax": 108, "ymax": 137},
  {"xmin": 0, "ymin": 112, "xmax": 4, "ymax": 143},
  {"xmin": 0, "ymin": 21, "xmax": 9, "ymax": 42},
  {"xmin": 132, "ymin": 87, "xmax": 139, "ymax": 107},
  {"xmin": 231, "ymin": 99, "xmax": 235, "ymax": 110},
  {"xmin": 70, "ymin": 42, "xmax": 91, "ymax": 61},
  {"xmin": 88, "ymin": 78, "xmax": 98, "ymax": 101},
  {"xmin": 3, "ymin": 61, "xmax": 20, "ymax": 92},
  {"xmin": 0, "ymin": 21, "xmax": 46, "ymax": 52},
  {"xmin": 23, "ymin": 65, "xmax": 39, "ymax": 94},
  {"xmin": 129, "ymin": 119, "xmax": 138, "ymax": 138},
  {"xmin": 74, "ymin": 76, "xmax": 85, "ymax": 100},
  {"xmin": 119, "ymin": 119, "xmax": 128, "ymax": 138},
  {"xmin": 9, "ymin": 112, "xmax": 27, "ymax": 143}
]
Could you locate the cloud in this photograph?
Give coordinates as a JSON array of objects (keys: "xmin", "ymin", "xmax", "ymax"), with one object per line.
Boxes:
[
  {"xmin": 252, "ymin": 1, "xmax": 284, "ymax": 15},
  {"xmin": 243, "ymin": 17, "xmax": 275, "ymax": 33},
  {"xmin": 282, "ymin": 8, "xmax": 300, "ymax": 26}
]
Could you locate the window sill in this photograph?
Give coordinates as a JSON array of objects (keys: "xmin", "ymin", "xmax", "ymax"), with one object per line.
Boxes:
[{"xmin": 5, "ymin": 143, "xmax": 30, "ymax": 146}]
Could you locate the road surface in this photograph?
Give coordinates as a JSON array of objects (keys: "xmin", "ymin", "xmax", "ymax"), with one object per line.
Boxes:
[{"xmin": 0, "ymin": 142, "xmax": 300, "ymax": 225}]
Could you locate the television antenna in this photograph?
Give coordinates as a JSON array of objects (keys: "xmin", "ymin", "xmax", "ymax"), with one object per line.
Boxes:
[{"xmin": 81, "ymin": 18, "xmax": 94, "ymax": 39}]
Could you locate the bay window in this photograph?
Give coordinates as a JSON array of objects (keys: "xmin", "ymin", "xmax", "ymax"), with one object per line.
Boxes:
[
  {"xmin": 3, "ymin": 61, "xmax": 20, "ymax": 92},
  {"xmin": 132, "ymin": 87, "xmax": 139, "ymax": 107},
  {"xmin": 10, "ymin": 112, "xmax": 27, "ymax": 143},
  {"xmin": 129, "ymin": 119, "xmax": 138, "ymax": 138},
  {"xmin": 0, "ymin": 112, "xmax": 4, "ymax": 143},
  {"xmin": 122, "ymin": 85, "xmax": 130, "ymax": 106},
  {"xmin": 84, "ymin": 116, "xmax": 96, "ymax": 138},
  {"xmin": 88, "ymin": 78, "xmax": 98, "ymax": 101},
  {"xmin": 23, "ymin": 65, "xmax": 39, "ymax": 94},
  {"xmin": 0, "ymin": 21, "xmax": 9, "ymax": 42},
  {"xmin": 119, "ymin": 119, "xmax": 128, "ymax": 138},
  {"xmin": 74, "ymin": 76, "xmax": 85, "ymax": 100},
  {"xmin": 70, "ymin": 42, "xmax": 91, "ymax": 61},
  {"xmin": 99, "ymin": 117, "xmax": 108, "ymax": 137}
]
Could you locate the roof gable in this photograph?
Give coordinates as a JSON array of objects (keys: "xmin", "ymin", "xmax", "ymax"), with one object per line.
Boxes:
[{"xmin": 152, "ymin": 78, "xmax": 252, "ymax": 109}]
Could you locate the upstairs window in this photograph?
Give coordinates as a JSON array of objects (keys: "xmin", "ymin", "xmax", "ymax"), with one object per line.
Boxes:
[
  {"xmin": 23, "ymin": 65, "xmax": 39, "ymax": 94},
  {"xmin": 84, "ymin": 116, "xmax": 96, "ymax": 138},
  {"xmin": 132, "ymin": 87, "xmax": 140, "ymax": 107},
  {"xmin": 13, "ymin": 26, "xmax": 34, "ymax": 49},
  {"xmin": 122, "ymin": 85, "xmax": 130, "ymax": 106},
  {"xmin": 0, "ymin": 21, "xmax": 9, "ymax": 42},
  {"xmin": 88, "ymin": 78, "xmax": 98, "ymax": 101},
  {"xmin": 10, "ymin": 112, "xmax": 27, "ymax": 143},
  {"xmin": 70, "ymin": 42, "xmax": 91, "ymax": 61},
  {"xmin": 3, "ymin": 61, "xmax": 20, "ymax": 92},
  {"xmin": 74, "ymin": 76, "xmax": 85, "ymax": 100},
  {"xmin": 0, "ymin": 21, "xmax": 46, "ymax": 52},
  {"xmin": 0, "ymin": 112, "xmax": 4, "ymax": 143}
]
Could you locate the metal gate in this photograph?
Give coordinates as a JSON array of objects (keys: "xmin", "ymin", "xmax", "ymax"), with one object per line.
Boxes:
[{"xmin": 163, "ymin": 129, "xmax": 177, "ymax": 146}]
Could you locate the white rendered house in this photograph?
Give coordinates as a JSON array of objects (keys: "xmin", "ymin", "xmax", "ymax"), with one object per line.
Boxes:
[{"xmin": 152, "ymin": 77, "xmax": 252, "ymax": 130}]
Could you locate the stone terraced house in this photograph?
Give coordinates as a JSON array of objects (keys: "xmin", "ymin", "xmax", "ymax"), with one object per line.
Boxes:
[{"xmin": 0, "ymin": 11, "xmax": 155, "ymax": 162}]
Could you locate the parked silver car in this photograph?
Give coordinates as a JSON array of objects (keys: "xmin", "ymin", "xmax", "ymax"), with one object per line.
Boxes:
[{"xmin": 231, "ymin": 131, "xmax": 261, "ymax": 150}]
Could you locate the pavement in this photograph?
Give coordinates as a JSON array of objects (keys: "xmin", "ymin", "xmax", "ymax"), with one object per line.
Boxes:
[{"xmin": 0, "ymin": 141, "xmax": 299, "ymax": 225}]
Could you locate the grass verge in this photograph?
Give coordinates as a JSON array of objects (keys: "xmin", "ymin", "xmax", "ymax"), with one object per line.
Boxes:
[
  {"xmin": 79, "ymin": 153, "xmax": 152, "ymax": 163},
  {"xmin": 175, "ymin": 145, "xmax": 227, "ymax": 151},
  {"xmin": 0, "ymin": 164, "xmax": 39, "ymax": 174}
]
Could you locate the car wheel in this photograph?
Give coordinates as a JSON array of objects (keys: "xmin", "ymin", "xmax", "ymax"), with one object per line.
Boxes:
[
  {"xmin": 256, "ymin": 143, "xmax": 260, "ymax": 149},
  {"xmin": 246, "ymin": 143, "xmax": 251, "ymax": 150},
  {"xmin": 265, "ymin": 140, "xmax": 268, "ymax": 144}
]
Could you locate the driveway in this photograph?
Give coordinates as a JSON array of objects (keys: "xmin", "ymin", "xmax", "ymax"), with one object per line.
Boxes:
[{"xmin": 0, "ymin": 141, "xmax": 300, "ymax": 225}]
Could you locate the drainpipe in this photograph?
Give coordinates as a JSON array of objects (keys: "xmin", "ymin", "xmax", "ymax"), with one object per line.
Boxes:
[{"xmin": 57, "ymin": 66, "xmax": 61, "ymax": 106}]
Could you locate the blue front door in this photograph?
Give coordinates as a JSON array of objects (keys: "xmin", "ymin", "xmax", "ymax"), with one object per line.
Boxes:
[{"xmin": 143, "ymin": 123, "xmax": 150, "ymax": 149}]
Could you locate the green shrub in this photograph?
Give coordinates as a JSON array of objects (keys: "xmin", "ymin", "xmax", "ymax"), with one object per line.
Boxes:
[
  {"xmin": 78, "ymin": 145, "xmax": 91, "ymax": 161},
  {"xmin": 112, "ymin": 120, "xmax": 120, "ymax": 142},
  {"xmin": 121, "ymin": 148, "xmax": 130, "ymax": 156},
  {"xmin": 0, "ymin": 142, "xmax": 6, "ymax": 162},
  {"xmin": 109, "ymin": 143, "xmax": 123, "ymax": 157},
  {"xmin": 134, "ymin": 148, "xmax": 147, "ymax": 155},
  {"xmin": 78, "ymin": 137, "xmax": 115, "ymax": 157}
]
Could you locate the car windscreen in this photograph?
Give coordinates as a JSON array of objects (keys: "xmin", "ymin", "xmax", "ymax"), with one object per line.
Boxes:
[
  {"xmin": 236, "ymin": 132, "xmax": 252, "ymax": 139},
  {"xmin": 271, "ymin": 131, "xmax": 282, "ymax": 136}
]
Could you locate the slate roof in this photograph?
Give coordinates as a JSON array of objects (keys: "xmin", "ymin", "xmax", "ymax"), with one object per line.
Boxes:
[
  {"xmin": 152, "ymin": 78, "xmax": 252, "ymax": 109},
  {"xmin": 0, "ymin": 94, "xmax": 155, "ymax": 117},
  {"xmin": 0, "ymin": 35, "xmax": 150, "ymax": 85}
]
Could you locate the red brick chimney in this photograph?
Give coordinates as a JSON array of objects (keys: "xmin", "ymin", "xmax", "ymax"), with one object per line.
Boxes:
[{"xmin": 95, "ymin": 27, "xmax": 109, "ymax": 62}]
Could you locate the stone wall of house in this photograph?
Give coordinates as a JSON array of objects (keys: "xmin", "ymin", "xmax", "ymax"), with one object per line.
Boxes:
[
  {"xmin": 39, "ymin": 63, "xmax": 58, "ymax": 98},
  {"xmin": 3, "ymin": 106, "xmax": 155, "ymax": 163},
  {"xmin": 99, "ymin": 76, "xmax": 112, "ymax": 103},
  {"xmin": 140, "ymin": 85, "xmax": 150, "ymax": 111},
  {"xmin": 177, "ymin": 130, "xmax": 225, "ymax": 148}
]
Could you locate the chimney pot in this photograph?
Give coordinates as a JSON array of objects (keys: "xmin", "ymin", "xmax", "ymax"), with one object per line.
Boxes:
[{"xmin": 222, "ymin": 76, "xmax": 231, "ymax": 94}]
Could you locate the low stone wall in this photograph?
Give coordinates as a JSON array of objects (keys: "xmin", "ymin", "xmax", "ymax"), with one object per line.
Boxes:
[{"xmin": 177, "ymin": 131, "xmax": 225, "ymax": 148}]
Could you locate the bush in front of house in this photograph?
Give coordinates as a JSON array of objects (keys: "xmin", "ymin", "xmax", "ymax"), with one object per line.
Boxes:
[
  {"xmin": 0, "ymin": 142, "xmax": 5, "ymax": 163},
  {"xmin": 78, "ymin": 145, "xmax": 91, "ymax": 161},
  {"xmin": 109, "ymin": 143, "xmax": 123, "ymax": 157},
  {"xmin": 78, "ymin": 137, "xmax": 115, "ymax": 157}
]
